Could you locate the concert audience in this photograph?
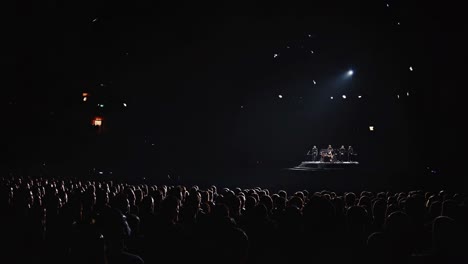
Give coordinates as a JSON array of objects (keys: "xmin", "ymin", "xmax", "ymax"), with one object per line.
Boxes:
[{"xmin": 0, "ymin": 176, "xmax": 467, "ymax": 264}]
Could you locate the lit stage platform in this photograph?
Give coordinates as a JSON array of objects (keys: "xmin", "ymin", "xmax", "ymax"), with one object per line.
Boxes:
[{"xmin": 289, "ymin": 161, "xmax": 359, "ymax": 171}]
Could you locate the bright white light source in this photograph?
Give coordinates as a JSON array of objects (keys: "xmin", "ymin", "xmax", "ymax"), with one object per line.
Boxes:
[
  {"xmin": 342, "ymin": 95, "xmax": 347, "ymax": 99},
  {"xmin": 358, "ymin": 95, "xmax": 362, "ymax": 98},
  {"xmin": 347, "ymin": 70, "xmax": 354, "ymax": 76},
  {"xmin": 83, "ymin": 97, "xmax": 87, "ymax": 102},
  {"xmin": 397, "ymin": 94, "xmax": 400, "ymax": 99},
  {"xmin": 330, "ymin": 96, "xmax": 334, "ymax": 100},
  {"xmin": 406, "ymin": 92, "xmax": 410, "ymax": 96},
  {"xmin": 369, "ymin": 126, "xmax": 374, "ymax": 131},
  {"xmin": 273, "ymin": 54, "xmax": 278, "ymax": 58},
  {"xmin": 123, "ymin": 103, "xmax": 127, "ymax": 107},
  {"xmin": 386, "ymin": 3, "xmax": 390, "ymax": 7},
  {"xmin": 278, "ymin": 94, "xmax": 283, "ymax": 99},
  {"xmin": 313, "ymin": 80, "xmax": 317, "ymax": 85},
  {"xmin": 310, "ymin": 50, "xmax": 314, "ymax": 54},
  {"xmin": 409, "ymin": 66, "xmax": 413, "ymax": 71}
]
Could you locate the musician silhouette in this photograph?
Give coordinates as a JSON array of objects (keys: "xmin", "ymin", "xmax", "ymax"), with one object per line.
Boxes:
[
  {"xmin": 347, "ymin": 146, "xmax": 354, "ymax": 161},
  {"xmin": 326, "ymin": 145, "xmax": 334, "ymax": 162},
  {"xmin": 339, "ymin": 145, "xmax": 346, "ymax": 161},
  {"xmin": 327, "ymin": 145, "xmax": 333, "ymax": 155},
  {"xmin": 307, "ymin": 146, "xmax": 318, "ymax": 161}
]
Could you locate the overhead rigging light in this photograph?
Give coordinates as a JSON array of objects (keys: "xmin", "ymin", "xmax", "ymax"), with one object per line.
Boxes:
[{"xmin": 92, "ymin": 117, "xmax": 103, "ymax": 126}]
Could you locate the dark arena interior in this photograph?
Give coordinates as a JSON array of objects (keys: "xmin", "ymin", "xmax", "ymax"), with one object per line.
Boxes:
[{"xmin": 3, "ymin": 1, "xmax": 466, "ymax": 263}]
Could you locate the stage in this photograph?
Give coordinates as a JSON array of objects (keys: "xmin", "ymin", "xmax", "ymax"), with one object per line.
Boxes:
[{"xmin": 288, "ymin": 161, "xmax": 359, "ymax": 171}]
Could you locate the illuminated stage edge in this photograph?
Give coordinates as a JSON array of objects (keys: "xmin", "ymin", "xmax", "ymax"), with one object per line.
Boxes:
[{"xmin": 288, "ymin": 161, "xmax": 360, "ymax": 171}]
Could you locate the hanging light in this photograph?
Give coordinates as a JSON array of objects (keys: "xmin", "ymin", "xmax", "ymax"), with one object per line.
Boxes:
[{"xmin": 92, "ymin": 117, "xmax": 103, "ymax": 126}]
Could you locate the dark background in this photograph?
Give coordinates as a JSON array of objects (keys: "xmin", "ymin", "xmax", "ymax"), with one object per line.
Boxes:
[{"xmin": 4, "ymin": 1, "xmax": 465, "ymax": 190}]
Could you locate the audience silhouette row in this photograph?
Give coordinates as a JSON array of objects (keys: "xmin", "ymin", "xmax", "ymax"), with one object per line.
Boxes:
[{"xmin": 1, "ymin": 176, "xmax": 467, "ymax": 263}]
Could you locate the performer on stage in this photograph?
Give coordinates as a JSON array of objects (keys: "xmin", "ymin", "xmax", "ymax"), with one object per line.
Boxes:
[
  {"xmin": 327, "ymin": 145, "xmax": 333, "ymax": 154},
  {"xmin": 347, "ymin": 145, "xmax": 354, "ymax": 161},
  {"xmin": 307, "ymin": 146, "xmax": 319, "ymax": 161},
  {"xmin": 326, "ymin": 145, "xmax": 334, "ymax": 162},
  {"xmin": 339, "ymin": 145, "xmax": 346, "ymax": 161}
]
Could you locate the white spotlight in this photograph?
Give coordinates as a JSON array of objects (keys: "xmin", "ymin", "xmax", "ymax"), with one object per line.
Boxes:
[
  {"xmin": 358, "ymin": 95, "xmax": 362, "ymax": 99},
  {"xmin": 347, "ymin": 70, "xmax": 354, "ymax": 76},
  {"xmin": 369, "ymin": 126, "xmax": 374, "ymax": 131},
  {"xmin": 409, "ymin": 66, "xmax": 413, "ymax": 71},
  {"xmin": 123, "ymin": 103, "xmax": 127, "ymax": 107},
  {"xmin": 342, "ymin": 95, "xmax": 347, "ymax": 99},
  {"xmin": 330, "ymin": 96, "xmax": 334, "ymax": 100},
  {"xmin": 278, "ymin": 94, "xmax": 283, "ymax": 99}
]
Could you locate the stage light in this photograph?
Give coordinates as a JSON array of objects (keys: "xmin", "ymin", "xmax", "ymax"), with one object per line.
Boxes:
[
  {"xmin": 278, "ymin": 94, "xmax": 283, "ymax": 98},
  {"xmin": 92, "ymin": 117, "xmax": 103, "ymax": 126},
  {"xmin": 409, "ymin": 66, "xmax": 413, "ymax": 71},
  {"xmin": 83, "ymin": 97, "xmax": 87, "ymax": 102},
  {"xmin": 397, "ymin": 94, "xmax": 400, "ymax": 99},
  {"xmin": 347, "ymin": 70, "xmax": 354, "ymax": 76},
  {"xmin": 406, "ymin": 92, "xmax": 410, "ymax": 96},
  {"xmin": 342, "ymin": 95, "xmax": 347, "ymax": 99},
  {"xmin": 330, "ymin": 96, "xmax": 334, "ymax": 100},
  {"xmin": 358, "ymin": 95, "xmax": 362, "ymax": 98},
  {"xmin": 369, "ymin": 126, "xmax": 374, "ymax": 131},
  {"xmin": 123, "ymin": 103, "xmax": 127, "ymax": 107}
]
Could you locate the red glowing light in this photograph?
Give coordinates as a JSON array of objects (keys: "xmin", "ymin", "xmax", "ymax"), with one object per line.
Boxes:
[{"xmin": 93, "ymin": 117, "xmax": 103, "ymax": 126}]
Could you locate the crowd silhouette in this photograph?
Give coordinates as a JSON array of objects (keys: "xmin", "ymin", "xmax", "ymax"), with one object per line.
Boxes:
[{"xmin": 1, "ymin": 176, "xmax": 467, "ymax": 263}]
